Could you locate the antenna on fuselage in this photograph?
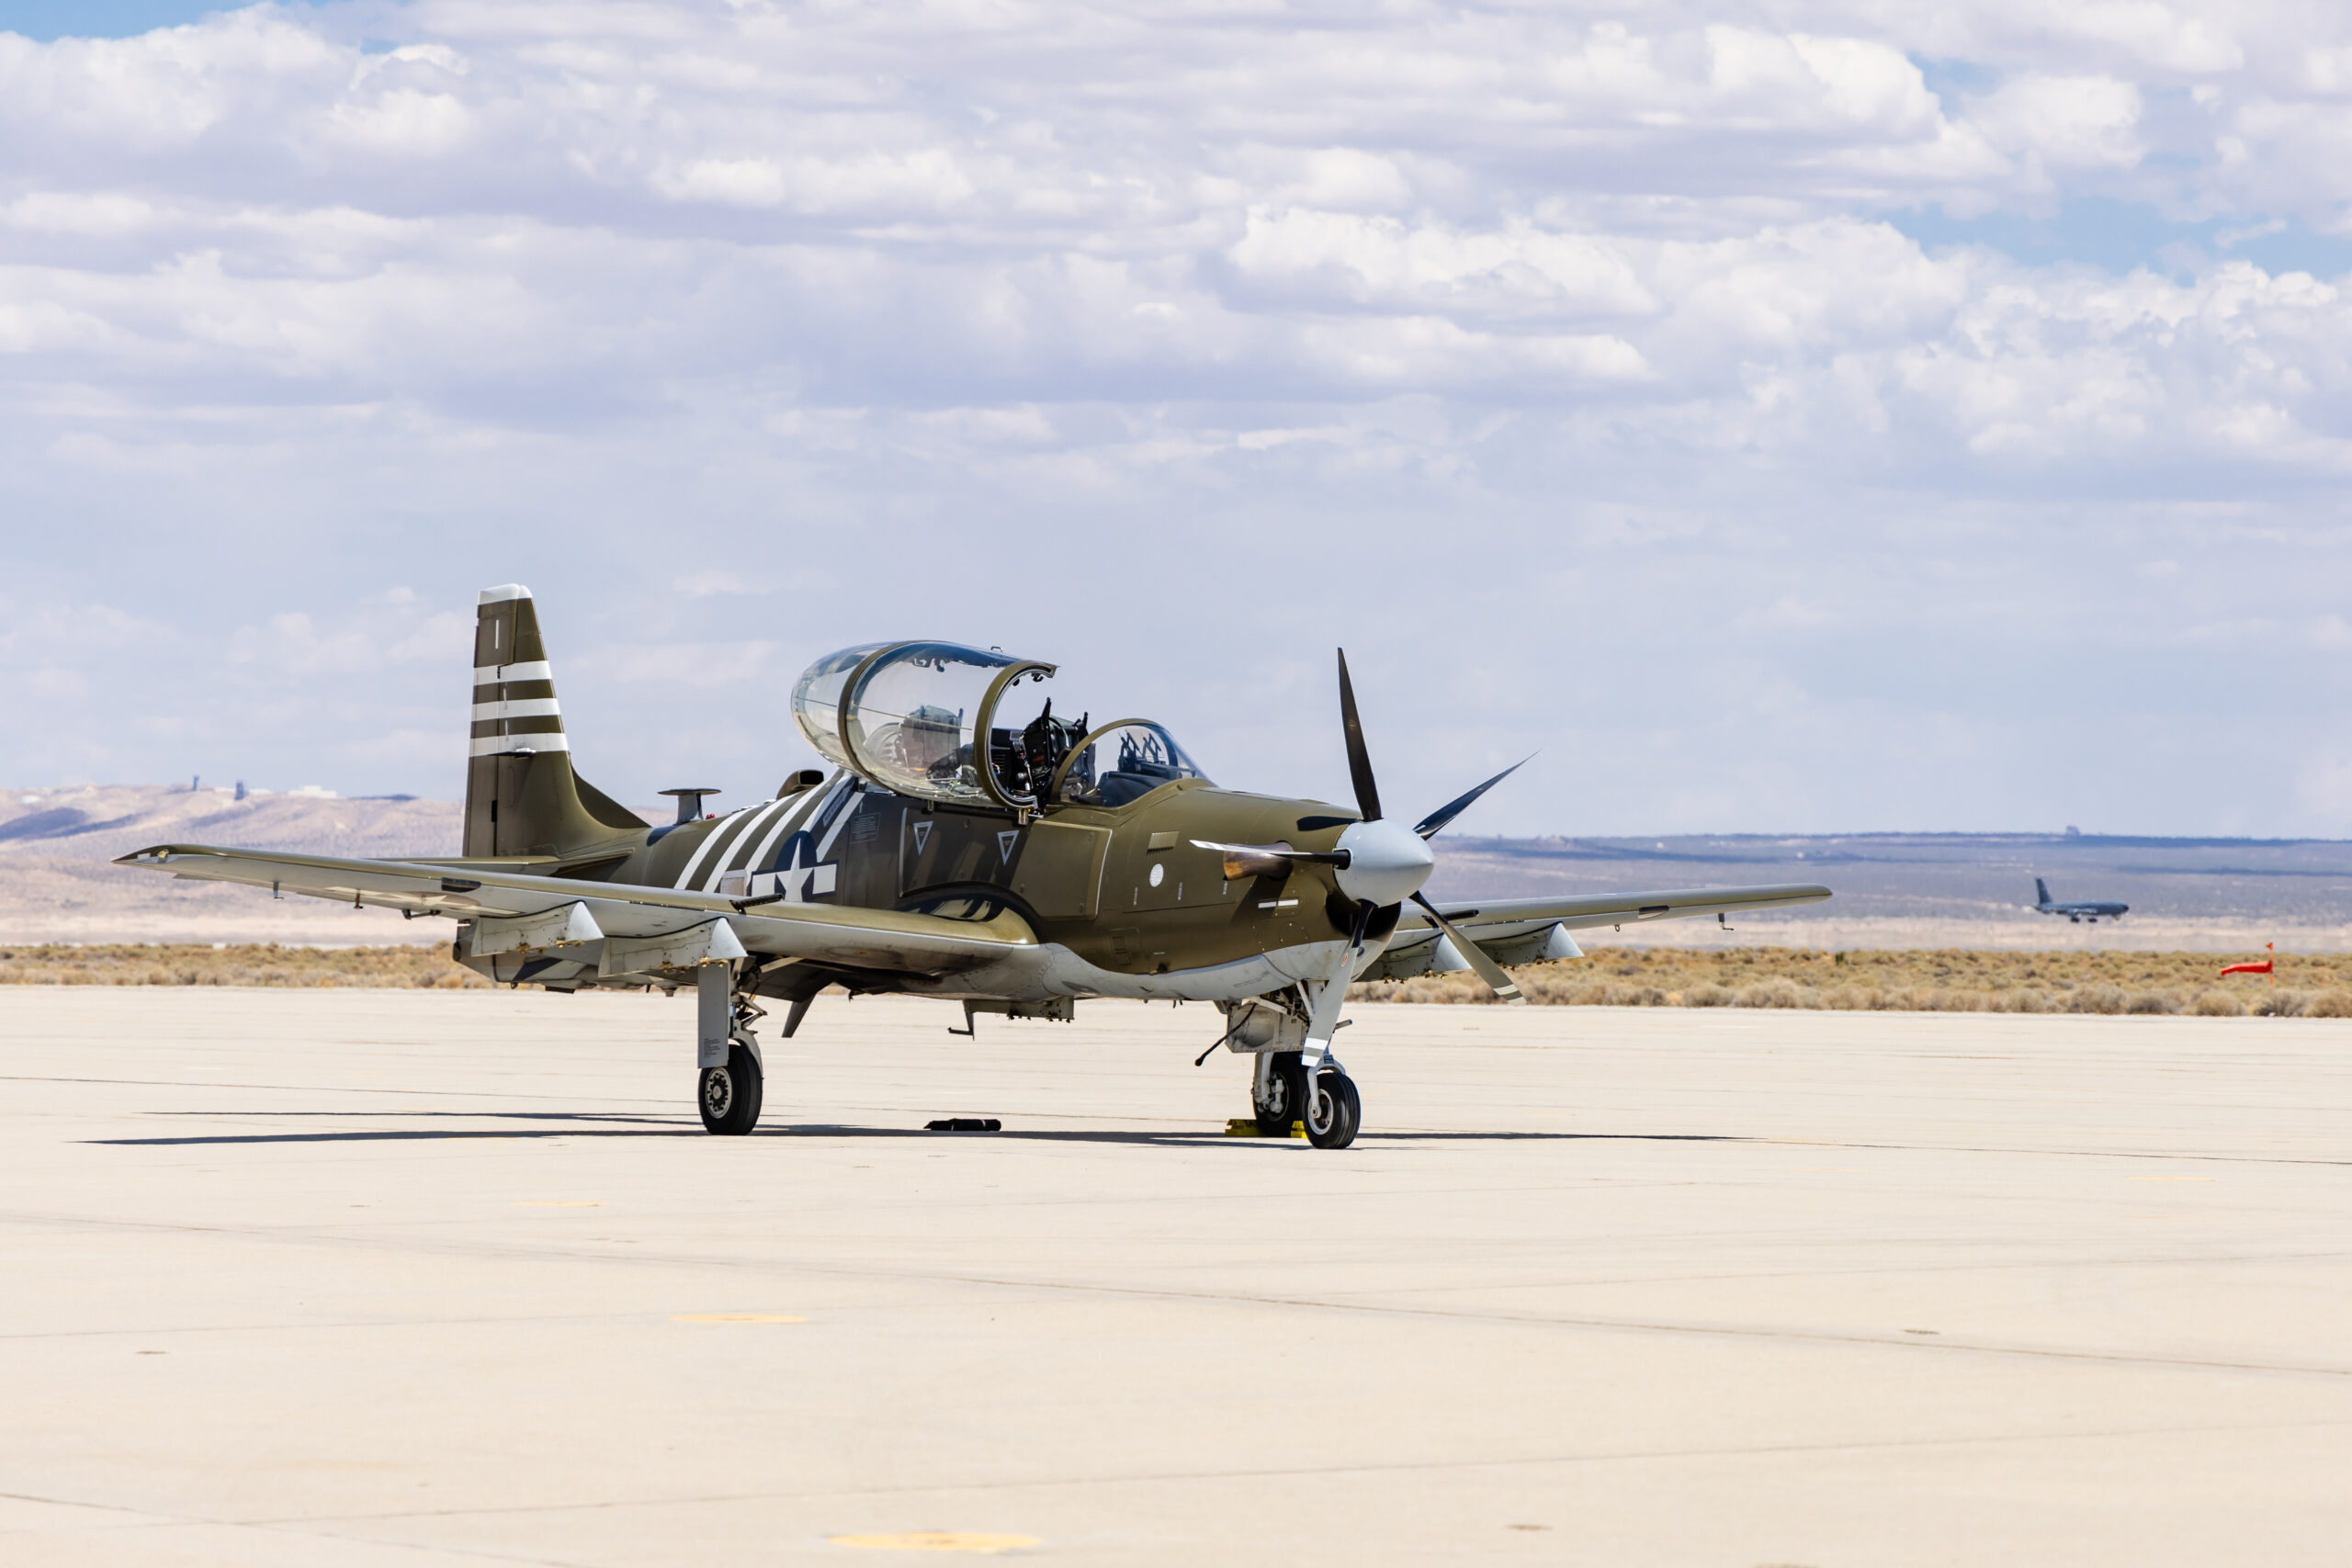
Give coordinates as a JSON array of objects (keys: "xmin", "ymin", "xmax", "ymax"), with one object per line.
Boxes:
[{"xmin": 659, "ymin": 787, "xmax": 720, "ymax": 825}]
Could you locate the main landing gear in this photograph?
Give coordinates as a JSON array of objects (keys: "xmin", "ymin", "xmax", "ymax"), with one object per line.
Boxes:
[
  {"xmin": 696, "ymin": 966, "xmax": 765, "ymax": 1135},
  {"xmin": 699, "ymin": 1042, "xmax": 763, "ymax": 1135},
  {"xmin": 1250, "ymin": 1049, "xmax": 1361, "ymax": 1149}
]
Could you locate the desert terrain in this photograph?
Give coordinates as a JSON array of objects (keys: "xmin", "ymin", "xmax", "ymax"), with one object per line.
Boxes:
[{"xmin": 7, "ymin": 784, "xmax": 2351, "ymax": 953}]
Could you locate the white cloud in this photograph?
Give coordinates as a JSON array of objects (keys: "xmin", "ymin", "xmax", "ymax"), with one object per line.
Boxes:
[
  {"xmin": 6, "ymin": 2, "xmax": 2352, "ymax": 829},
  {"xmin": 389, "ymin": 612, "xmax": 472, "ymax": 663},
  {"xmin": 1969, "ymin": 73, "xmax": 2143, "ymax": 171},
  {"xmin": 323, "ymin": 87, "xmax": 475, "ymax": 155}
]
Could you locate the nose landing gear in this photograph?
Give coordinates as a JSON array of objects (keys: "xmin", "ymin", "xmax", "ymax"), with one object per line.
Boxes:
[
  {"xmin": 1304, "ymin": 1066, "xmax": 1361, "ymax": 1149},
  {"xmin": 1248, "ymin": 1050, "xmax": 1361, "ymax": 1147}
]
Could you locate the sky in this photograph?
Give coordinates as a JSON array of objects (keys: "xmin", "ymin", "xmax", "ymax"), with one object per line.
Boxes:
[{"xmin": 6, "ymin": 1, "xmax": 2352, "ymax": 837}]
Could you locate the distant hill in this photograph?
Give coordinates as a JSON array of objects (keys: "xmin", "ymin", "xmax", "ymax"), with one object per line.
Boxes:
[
  {"xmin": 0, "ymin": 784, "xmax": 647, "ymax": 945},
  {"xmin": 7, "ymin": 787, "xmax": 2346, "ymax": 950}
]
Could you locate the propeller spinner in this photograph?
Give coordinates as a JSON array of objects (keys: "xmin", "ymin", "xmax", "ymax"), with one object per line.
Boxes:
[
  {"xmin": 1193, "ymin": 649, "xmax": 1531, "ymax": 1005},
  {"xmin": 1336, "ymin": 648, "xmax": 1532, "ymax": 1001}
]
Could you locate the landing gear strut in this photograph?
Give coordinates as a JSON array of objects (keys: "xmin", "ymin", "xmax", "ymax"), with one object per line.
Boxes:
[{"xmin": 695, "ymin": 965, "xmax": 765, "ymax": 1135}]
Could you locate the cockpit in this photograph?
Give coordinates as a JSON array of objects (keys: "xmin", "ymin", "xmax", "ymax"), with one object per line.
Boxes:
[{"xmin": 789, "ymin": 641, "xmax": 1209, "ymax": 811}]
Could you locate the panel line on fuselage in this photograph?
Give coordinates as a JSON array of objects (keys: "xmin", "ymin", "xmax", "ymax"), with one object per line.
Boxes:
[
  {"xmin": 673, "ymin": 807, "xmax": 756, "ymax": 889},
  {"xmin": 730, "ymin": 782, "xmax": 832, "ymax": 887},
  {"xmin": 695, "ymin": 795, "xmax": 797, "ymax": 892},
  {"xmin": 811, "ymin": 782, "xmax": 864, "ymax": 863}
]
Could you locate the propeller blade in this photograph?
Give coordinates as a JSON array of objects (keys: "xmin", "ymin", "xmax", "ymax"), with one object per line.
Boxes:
[
  {"xmin": 1410, "ymin": 891, "xmax": 1526, "ymax": 1004},
  {"xmin": 1190, "ymin": 841, "xmax": 1350, "ymax": 883},
  {"xmin": 1336, "ymin": 649, "xmax": 1382, "ymax": 824},
  {"xmin": 1411, "ymin": 755, "xmax": 1533, "ymax": 840}
]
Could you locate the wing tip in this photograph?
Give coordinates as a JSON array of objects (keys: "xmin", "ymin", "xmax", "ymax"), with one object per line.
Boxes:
[{"xmin": 114, "ymin": 843, "xmax": 194, "ymax": 866}]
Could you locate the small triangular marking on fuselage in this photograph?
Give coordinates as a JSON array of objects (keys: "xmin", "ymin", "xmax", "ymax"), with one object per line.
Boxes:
[
  {"xmin": 997, "ymin": 829, "xmax": 1019, "ymax": 863},
  {"xmin": 913, "ymin": 821, "xmax": 933, "ymax": 852}
]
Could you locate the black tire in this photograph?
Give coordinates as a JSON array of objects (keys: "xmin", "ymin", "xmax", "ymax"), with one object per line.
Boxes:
[
  {"xmin": 1254, "ymin": 1051, "xmax": 1306, "ymax": 1135},
  {"xmin": 698, "ymin": 1043, "xmax": 763, "ymax": 1135},
  {"xmin": 1304, "ymin": 1068, "xmax": 1360, "ymax": 1150}
]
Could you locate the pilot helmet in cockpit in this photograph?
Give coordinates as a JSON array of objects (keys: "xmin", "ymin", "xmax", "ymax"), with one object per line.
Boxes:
[{"xmin": 896, "ymin": 704, "xmax": 964, "ymax": 774}]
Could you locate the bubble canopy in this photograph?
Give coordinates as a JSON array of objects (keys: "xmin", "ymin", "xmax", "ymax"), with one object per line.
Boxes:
[{"xmin": 790, "ymin": 641, "xmax": 1206, "ymax": 810}]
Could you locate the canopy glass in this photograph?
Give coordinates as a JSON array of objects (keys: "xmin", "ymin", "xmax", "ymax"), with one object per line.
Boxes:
[
  {"xmin": 795, "ymin": 639, "xmax": 1161, "ymax": 808},
  {"xmin": 1051, "ymin": 720, "xmax": 1208, "ymax": 807}
]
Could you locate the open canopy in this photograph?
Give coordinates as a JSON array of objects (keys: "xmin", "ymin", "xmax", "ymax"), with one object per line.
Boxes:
[{"xmin": 791, "ymin": 641, "xmax": 1207, "ymax": 810}]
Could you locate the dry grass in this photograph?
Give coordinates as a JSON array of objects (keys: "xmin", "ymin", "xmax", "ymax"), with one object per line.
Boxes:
[
  {"xmin": 0, "ymin": 943, "xmax": 487, "ymax": 989},
  {"xmin": 2, "ymin": 942, "xmax": 2341, "ymax": 1016},
  {"xmin": 1352, "ymin": 945, "xmax": 2352, "ymax": 1018}
]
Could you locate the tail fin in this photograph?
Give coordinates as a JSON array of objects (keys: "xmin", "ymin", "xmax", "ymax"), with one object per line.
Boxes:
[
  {"xmin": 463, "ymin": 585, "xmax": 645, "ymax": 859},
  {"xmin": 2035, "ymin": 877, "xmax": 2052, "ymax": 906}
]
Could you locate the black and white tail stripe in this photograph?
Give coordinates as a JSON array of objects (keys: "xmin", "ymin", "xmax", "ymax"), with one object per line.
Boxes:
[{"xmin": 471, "ymin": 585, "xmax": 567, "ymax": 758}]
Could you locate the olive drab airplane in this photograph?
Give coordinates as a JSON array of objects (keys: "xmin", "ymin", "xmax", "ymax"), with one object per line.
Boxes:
[{"xmin": 120, "ymin": 586, "xmax": 1833, "ymax": 1148}]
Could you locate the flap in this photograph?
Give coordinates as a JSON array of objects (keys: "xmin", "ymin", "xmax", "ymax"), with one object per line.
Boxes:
[{"xmin": 117, "ymin": 843, "xmax": 1035, "ymax": 976}]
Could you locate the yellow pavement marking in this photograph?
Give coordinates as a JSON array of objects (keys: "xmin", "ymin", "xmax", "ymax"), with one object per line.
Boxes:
[
  {"xmin": 827, "ymin": 1534, "xmax": 1040, "ymax": 1554},
  {"xmin": 671, "ymin": 1314, "xmax": 808, "ymax": 1324},
  {"xmin": 514, "ymin": 1201, "xmax": 603, "ymax": 1207},
  {"xmin": 2130, "ymin": 1176, "xmax": 2214, "ymax": 1182}
]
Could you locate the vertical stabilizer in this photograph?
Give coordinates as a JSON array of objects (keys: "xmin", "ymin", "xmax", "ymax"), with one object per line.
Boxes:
[
  {"xmin": 2035, "ymin": 877, "xmax": 2052, "ymax": 908},
  {"xmin": 462, "ymin": 586, "xmax": 645, "ymax": 858}
]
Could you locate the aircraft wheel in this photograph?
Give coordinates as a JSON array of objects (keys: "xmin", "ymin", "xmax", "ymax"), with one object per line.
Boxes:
[
  {"xmin": 1304, "ymin": 1068, "xmax": 1360, "ymax": 1150},
  {"xmin": 698, "ymin": 1043, "xmax": 763, "ymax": 1135},
  {"xmin": 1254, "ymin": 1051, "xmax": 1306, "ymax": 1134}
]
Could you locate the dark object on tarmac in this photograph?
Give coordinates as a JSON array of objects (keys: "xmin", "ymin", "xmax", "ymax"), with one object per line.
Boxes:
[{"xmin": 926, "ymin": 1117, "xmax": 1002, "ymax": 1133}]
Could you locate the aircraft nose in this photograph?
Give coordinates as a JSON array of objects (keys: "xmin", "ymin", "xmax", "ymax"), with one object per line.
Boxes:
[{"xmin": 1333, "ymin": 818, "xmax": 1435, "ymax": 908}]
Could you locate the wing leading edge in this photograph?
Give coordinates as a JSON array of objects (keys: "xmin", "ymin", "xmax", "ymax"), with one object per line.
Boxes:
[
  {"xmin": 1367, "ymin": 881, "xmax": 1832, "ymax": 979},
  {"xmin": 114, "ymin": 844, "xmax": 1034, "ymax": 977}
]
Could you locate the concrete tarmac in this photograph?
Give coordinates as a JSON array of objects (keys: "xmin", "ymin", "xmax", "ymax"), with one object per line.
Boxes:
[{"xmin": 2, "ymin": 988, "xmax": 2346, "ymax": 1565}]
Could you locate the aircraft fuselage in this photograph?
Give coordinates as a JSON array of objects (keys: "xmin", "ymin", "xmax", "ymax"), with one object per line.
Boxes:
[{"xmin": 614, "ymin": 773, "xmax": 1376, "ymax": 995}]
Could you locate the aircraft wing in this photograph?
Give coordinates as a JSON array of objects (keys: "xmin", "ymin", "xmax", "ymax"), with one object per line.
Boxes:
[
  {"xmin": 1368, "ymin": 882, "xmax": 1832, "ymax": 979},
  {"xmin": 114, "ymin": 844, "xmax": 1034, "ymax": 976}
]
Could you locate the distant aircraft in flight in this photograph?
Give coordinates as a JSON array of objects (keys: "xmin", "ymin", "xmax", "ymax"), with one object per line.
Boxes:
[{"xmin": 2032, "ymin": 877, "xmax": 2127, "ymax": 923}]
